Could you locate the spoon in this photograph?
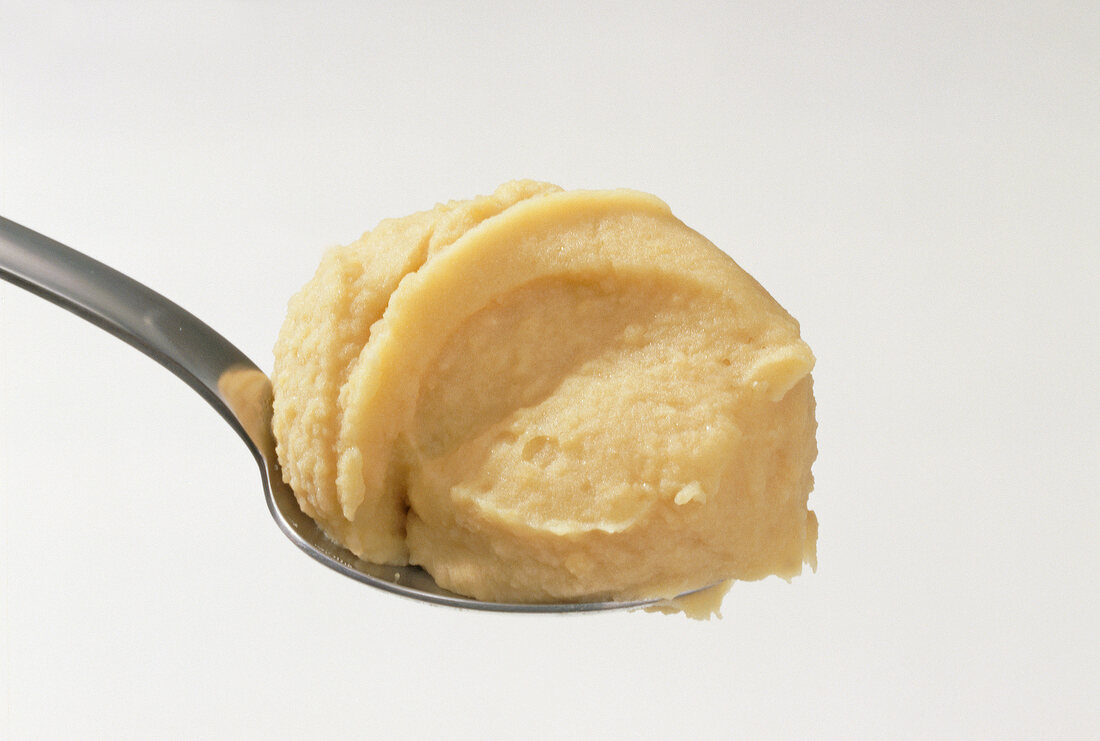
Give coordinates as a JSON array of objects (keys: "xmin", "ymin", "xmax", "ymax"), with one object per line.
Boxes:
[{"xmin": 0, "ymin": 215, "xmax": 676, "ymax": 612}]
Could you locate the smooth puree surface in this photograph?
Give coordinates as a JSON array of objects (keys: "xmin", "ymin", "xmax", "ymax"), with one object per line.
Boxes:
[{"xmin": 272, "ymin": 181, "xmax": 817, "ymax": 609}]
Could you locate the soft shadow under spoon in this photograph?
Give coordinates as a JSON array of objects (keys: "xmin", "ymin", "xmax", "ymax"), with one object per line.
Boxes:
[{"xmin": 0, "ymin": 215, "xmax": 665, "ymax": 613}]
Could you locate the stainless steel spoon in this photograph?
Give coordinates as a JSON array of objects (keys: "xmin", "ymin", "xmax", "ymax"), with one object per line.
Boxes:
[{"xmin": 0, "ymin": 215, "xmax": 666, "ymax": 612}]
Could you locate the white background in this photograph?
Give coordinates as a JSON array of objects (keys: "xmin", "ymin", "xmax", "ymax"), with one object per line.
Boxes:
[{"xmin": 2, "ymin": 2, "xmax": 1096, "ymax": 739}]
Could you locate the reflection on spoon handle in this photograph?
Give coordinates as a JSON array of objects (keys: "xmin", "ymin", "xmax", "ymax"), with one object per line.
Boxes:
[{"xmin": 0, "ymin": 216, "xmax": 259, "ymax": 441}]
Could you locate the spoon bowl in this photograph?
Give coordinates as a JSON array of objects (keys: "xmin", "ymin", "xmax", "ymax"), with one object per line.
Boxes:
[{"xmin": 0, "ymin": 215, "xmax": 667, "ymax": 612}]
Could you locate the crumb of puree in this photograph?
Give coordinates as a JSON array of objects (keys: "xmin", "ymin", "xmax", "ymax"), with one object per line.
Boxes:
[{"xmin": 272, "ymin": 181, "xmax": 817, "ymax": 612}]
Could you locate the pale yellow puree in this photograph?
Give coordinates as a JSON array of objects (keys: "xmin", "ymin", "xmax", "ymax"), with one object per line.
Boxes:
[{"xmin": 272, "ymin": 181, "xmax": 817, "ymax": 615}]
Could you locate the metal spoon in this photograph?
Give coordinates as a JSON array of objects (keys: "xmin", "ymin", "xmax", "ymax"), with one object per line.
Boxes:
[{"xmin": 0, "ymin": 215, "xmax": 669, "ymax": 612}]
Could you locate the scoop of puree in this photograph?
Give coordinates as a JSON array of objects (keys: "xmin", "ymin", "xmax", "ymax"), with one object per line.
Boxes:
[{"xmin": 272, "ymin": 181, "xmax": 817, "ymax": 608}]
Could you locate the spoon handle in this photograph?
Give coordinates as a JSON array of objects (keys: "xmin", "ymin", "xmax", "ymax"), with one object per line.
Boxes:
[{"xmin": 0, "ymin": 215, "xmax": 260, "ymax": 443}]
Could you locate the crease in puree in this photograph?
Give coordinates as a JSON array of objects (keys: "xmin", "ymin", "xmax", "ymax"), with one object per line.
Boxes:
[{"xmin": 272, "ymin": 181, "xmax": 817, "ymax": 614}]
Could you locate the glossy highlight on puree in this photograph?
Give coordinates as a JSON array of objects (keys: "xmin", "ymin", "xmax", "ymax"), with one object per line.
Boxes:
[{"xmin": 272, "ymin": 181, "xmax": 817, "ymax": 610}]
